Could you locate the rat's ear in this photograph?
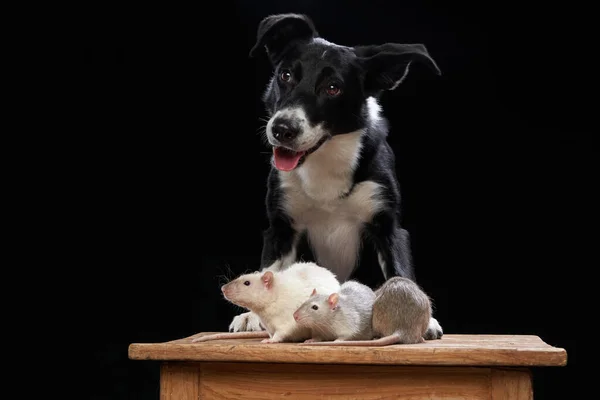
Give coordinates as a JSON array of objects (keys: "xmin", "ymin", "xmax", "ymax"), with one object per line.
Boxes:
[
  {"xmin": 355, "ymin": 43, "xmax": 441, "ymax": 96},
  {"xmin": 249, "ymin": 13, "xmax": 318, "ymax": 63},
  {"xmin": 261, "ymin": 271, "xmax": 274, "ymax": 289},
  {"xmin": 327, "ymin": 293, "xmax": 339, "ymax": 310},
  {"xmin": 311, "ymin": 288, "xmax": 317, "ymax": 296}
]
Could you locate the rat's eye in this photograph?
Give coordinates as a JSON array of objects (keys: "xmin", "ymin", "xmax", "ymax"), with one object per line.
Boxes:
[
  {"xmin": 326, "ymin": 83, "xmax": 341, "ymax": 96},
  {"xmin": 280, "ymin": 70, "xmax": 292, "ymax": 82},
  {"xmin": 311, "ymin": 305, "xmax": 318, "ymax": 310},
  {"xmin": 244, "ymin": 281, "xmax": 250, "ymax": 286}
]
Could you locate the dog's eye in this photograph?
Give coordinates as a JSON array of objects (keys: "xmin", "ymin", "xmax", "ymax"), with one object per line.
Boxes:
[
  {"xmin": 326, "ymin": 84, "xmax": 341, "ymax": 96},
  {"xmin": 311, "ymin": 305, "xmax": 318, "ymax": 310},
  {"xmin": 244, "ymin": 281, "xmax": 250, "ymax": 286},
  {"xmin": 280, "ymin": 70, "xmax": 292, "ymax": 82}
]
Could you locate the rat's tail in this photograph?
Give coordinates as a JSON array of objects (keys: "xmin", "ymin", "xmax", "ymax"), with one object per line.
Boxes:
[
  {"xmin": 191, "ymin": 331, "xmax": 270, "ymax": 343},
  {"xmin": 298, "ymin": 334, "xmax": 402, "ymax": 347}
]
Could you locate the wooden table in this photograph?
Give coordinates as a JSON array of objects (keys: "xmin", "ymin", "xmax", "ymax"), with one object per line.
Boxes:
[{"xmin": 128, "ymin": 332, "xmax": 567, "ymax": 399}]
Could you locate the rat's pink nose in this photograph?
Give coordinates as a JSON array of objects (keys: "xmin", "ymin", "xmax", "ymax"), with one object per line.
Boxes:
[{"xmin": 293, "ymin": 311, "xmax": 299, "ymax": 321}]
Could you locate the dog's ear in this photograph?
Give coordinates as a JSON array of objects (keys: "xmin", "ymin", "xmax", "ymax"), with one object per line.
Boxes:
[
  {"xmin": 355, "ymin": 43, "xmax": 441, "ymax": 95},
  {"xmin": 249, "ymin": 13, "xmax": 318, "ymax": 63}
]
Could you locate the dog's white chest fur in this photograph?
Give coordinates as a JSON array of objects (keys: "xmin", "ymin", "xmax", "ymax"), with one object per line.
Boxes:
[{"xmin": 278, "ymin": 131, "xmax": 383, "ymax": 281}]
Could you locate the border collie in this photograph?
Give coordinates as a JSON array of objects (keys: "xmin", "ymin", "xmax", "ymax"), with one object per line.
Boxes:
[{"xmin": 230, "ymin": 13, "xmax": 443, "ymax": 339}]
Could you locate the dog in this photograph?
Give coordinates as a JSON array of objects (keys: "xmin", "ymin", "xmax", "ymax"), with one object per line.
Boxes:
[{"xmin": 229, "ymin": 13, "xmax": 443, "ymax": 340}]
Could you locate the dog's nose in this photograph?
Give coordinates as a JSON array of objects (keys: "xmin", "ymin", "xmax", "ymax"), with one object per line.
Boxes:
[{"xmin": 271, "ymin": 120, "xmax": 300, "ymax": 143}]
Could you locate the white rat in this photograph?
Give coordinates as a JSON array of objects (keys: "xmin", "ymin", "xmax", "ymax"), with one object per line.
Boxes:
[
  {"xmin": 293, "ymin": 280, "xmax": 376, "ymax": 343},
  {"xmin": 300, "ymin": 276, "xmax": 433, "ymax": 346},
  {"xmin": 192, "ymin": 262, "xmax": 341, "ymax": 344}
]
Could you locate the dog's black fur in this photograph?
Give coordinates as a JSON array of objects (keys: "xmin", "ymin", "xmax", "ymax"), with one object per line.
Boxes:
[
  {"xmin": 229, "ymin": 13, "xmax": 442, "ymax": 337},
  {"xmin": 254, "ymin": 13, "xmax": 439, "ymax": 285}
]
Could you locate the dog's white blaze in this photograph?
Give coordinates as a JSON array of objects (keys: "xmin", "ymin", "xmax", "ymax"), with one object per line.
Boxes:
[{"xmin": 279, "ymin": 130, "xmax": 384, "ymax": 281}]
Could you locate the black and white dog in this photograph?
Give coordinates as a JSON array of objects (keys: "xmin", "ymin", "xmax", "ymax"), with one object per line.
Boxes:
[{"xmin": 230, "ymin": 13, "xmax": 443, "ymax": 339}]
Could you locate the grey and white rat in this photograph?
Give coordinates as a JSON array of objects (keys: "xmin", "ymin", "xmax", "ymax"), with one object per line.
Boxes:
[
  {"xmin": 300, "ymin": 276, "xmax": 433, "ymax": 346},
  {"xmin": 293, "ymin": 280, "xmax": 376, "ymax": 343},
  {"xmin": 191, "ymin": 261, "xmax": 341, "ymax": 344}
]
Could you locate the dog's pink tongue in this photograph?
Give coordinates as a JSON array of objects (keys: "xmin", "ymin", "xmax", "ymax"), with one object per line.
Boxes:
[{"xmin": 273, "ymin": 147, "xmax": 305, "ymax": 171}]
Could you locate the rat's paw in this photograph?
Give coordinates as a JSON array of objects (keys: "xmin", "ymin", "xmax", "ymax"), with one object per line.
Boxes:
[
  {"xmin": 261, "ymin": 338, "xmax": 280, "ymax": 344},
  {"xmin": 229, "ymin": 312, "xmax": 265, "ymax": 332},
  {"xmin": 423, "ymin": 317, "xmax": 443, "ymax": 340},
  {"xmin": 303, "ymin": 338, "xmax": 321, "ymax": 343}
]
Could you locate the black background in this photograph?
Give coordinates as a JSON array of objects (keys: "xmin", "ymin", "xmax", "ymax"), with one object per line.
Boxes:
[{"xmin": 81, "ymin": 1, "xmax": 592, "ymax": 399}]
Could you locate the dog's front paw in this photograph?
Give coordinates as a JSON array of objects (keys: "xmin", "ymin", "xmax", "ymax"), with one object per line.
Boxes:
[
  {"xmin": 229, "ymin": 311, "xmax": 265, "ymax": 332},
  {"xmin": 424, "ymin": 317, "xmax": 443, "ymax": 340}
]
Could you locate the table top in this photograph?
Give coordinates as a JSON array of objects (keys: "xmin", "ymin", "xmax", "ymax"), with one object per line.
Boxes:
[{"xmin": 128, "ymin": 332, "xmax": 567, "ymax": 367}]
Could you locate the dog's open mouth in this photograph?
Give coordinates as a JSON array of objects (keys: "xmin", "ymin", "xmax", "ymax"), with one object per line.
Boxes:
[
  {"xmin": 273, "ymin": 147, "xmax": 306, "ymax": 171},
  {"xmin": 272, "ymin": 136, "xmax": 330, "ymax": 171}
]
